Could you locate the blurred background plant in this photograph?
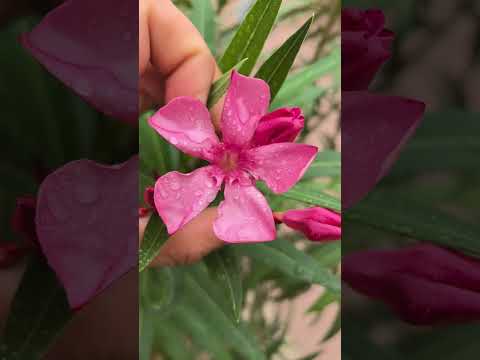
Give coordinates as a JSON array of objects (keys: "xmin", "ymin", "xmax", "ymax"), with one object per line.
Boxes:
[
  {"xmin": 343, "ymin": 0, "xmax": 480, "ymax": 359},
  {"xmin": 139, "ymin": 0, "xmax": 341, "ymax": 359}
]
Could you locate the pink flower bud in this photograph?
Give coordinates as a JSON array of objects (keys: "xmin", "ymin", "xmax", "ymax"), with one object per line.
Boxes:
[
  {"xmin": 250, "ymin": 107, "xmax": 304, "ymax": 147},
  {"xmin": 280, "ymin": 207, "xmax": 341, "ymax": 242},
  {"xmin": 343, "ymin": 244, "xmax": 480, "ymax": 325},
  {"xmin": 342, "ymin": 9, "xmax": 394, "ymax": 90}
]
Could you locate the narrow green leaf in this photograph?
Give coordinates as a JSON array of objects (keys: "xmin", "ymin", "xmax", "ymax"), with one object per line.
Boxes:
[
  {"xmin": 207, "ymin": 58, "xmax": 248, "ymax": 109},
  {"xmin": 258, "ymin": 182, "xmax": 340, "ymax": 210},
  {"xmin": 308, "ymin": 290, "xmax": 339, "ymax": 312},
  {"xmin": 139, "ymin": 111, "xmax": 167, "ymax": 176},
  {"xmin": 139, "ymin": 307, "xmax": 154, "ymax": 360},
  {"xmin": 271, "ymin": 46, "xmax": 340, "ymax": 109},
  {"xmin": 204, "ymin": 247, "xmax": 243, "ymax": 322},
  {"xmin": 185, "ymin": 275, "xmax": 266, "ymax": 359},
  {"xmin": 219, "ymin": 0, "xmax": 282, "ymax": 75},
  {"xmin": 346, "ymin": 192, "xmax": 480, "ymax": 258},
  {"xmin": 302, "ymin": 150, "xmax": 341, "ymax": 179},
  {"xmin": 139, "ymin": 214, "xmax": 168, "ymax": 271},
  {"xmin": 256, "ymin": 16, "xmax": 313, "ymax": 100},
  {"xmin": 309, "ymin": 241, "xmax": 341, "ymax": 269},
  {"xmin": 174, "ymin": 305, "xmax": 234, "ymax": 360},
  {"xmin": 0, "ymin": 255, "xmax": 71, "ymax": 359},
  {"xmin": 190, "ymin": 0, "xmax": 216, "ymax": 55},
  {"xmin": 142, "ymin": 267, "xmax": 177, "ymax": 314},
  {"xmin": 237, "ymin": 240, "xmax": 340, "ymax": 294}
]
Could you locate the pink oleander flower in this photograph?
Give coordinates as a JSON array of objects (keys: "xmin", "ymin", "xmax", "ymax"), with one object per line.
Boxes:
[
  {"xmin": 276, "ymin": 207, "xmax": 341, "ymax": 242},
  {"xmin": 149, "ymin": 71, "xmax": 318, "ymax": 243},
  {"xmin": 343, "ymin": 244, "xmax": 480, "ymax": 325}
]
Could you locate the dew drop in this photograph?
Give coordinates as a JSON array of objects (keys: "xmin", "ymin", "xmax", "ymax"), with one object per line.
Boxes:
[
  {"xmin": 170, "ymin": 137, "xmax": 178, "ymax": 145},
  {"xmin": 170, "ymin": 182, "xmax": 180, "ymax": 190},
  {"xmin": 160, "ymin": 190, "xmax": 168, "ymax": 198},
  {"xmin": 195, "ymin": 190, "xmax": 203, "ymax": 197}
]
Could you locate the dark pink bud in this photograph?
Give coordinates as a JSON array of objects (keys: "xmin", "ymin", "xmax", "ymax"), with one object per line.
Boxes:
[
  {"xmin": 250, "ymin": 107, "xmax": 304, "ymax": 147},
  {"xmin": 342, "ymin": 9, "xmax": 394, "ymax": 90},
  {"xmin": 280, "ymin": 207, "xmax": 341, "ymax": 242},
  {"xmin": 143, "ymin": 186, "xmax": 155, "ymax": 210},
  {"xmin": 343, "ymin": 244, "xmax": 480, "ymax": 325}
]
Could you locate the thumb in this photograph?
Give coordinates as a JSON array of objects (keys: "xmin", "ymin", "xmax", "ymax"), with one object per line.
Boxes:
[{"xmin": 139, "ymin": 208, "xmax": 224, "ymax": 267}]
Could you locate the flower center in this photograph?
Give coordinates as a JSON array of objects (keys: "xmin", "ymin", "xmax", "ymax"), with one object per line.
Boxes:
[{"xmin": 218, "ymin": 150, "xmax": 239, "ymax": 172}]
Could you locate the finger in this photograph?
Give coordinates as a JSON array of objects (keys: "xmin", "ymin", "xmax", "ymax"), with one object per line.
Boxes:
[{"xmin": 145, "ymin": 0, "xmax": 217, "ymax": 105}]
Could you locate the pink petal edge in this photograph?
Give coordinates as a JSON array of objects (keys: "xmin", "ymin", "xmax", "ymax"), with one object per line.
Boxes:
[
  {"xmin": 245, "ymin": 143, "xmax": 318, "ymax": 194},
  {"xmin": 213, "ymin": 181, "xmax": 276, "ymax": 243},
  {"xmin": 221, "ymin": 71, "xmax": 270, "ymax": 148},
  {"xmin": 149, "ymin": 97, "xmax": 220, "ymax": 161},
  {"xmin": 154, "ymin": 166, "xmax": 224, "ymax": 234}
]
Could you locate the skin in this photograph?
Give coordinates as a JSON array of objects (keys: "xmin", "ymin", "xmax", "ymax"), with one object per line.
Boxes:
[{"xmin": 139, "ymin": 0, "xmax": 224, "ymax": 266}]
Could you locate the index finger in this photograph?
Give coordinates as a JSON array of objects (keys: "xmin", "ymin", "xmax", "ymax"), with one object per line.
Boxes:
[{"xmin": 139, "ymin": 0, "xmax": 218, "ymax": 105}]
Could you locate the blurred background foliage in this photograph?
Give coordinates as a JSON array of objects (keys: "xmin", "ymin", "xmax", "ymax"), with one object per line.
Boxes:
[
  {"xmin": 139, "ymin": 0, "xmax": 341, "ymax": 359},
  {"xmin": 343, "ymin": 0, "xmax": 480, "ymax": 359}
]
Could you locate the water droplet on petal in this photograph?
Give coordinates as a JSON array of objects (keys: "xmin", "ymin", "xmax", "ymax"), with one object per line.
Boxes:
[
  {"xmin": 160, "ymin": 190, "xmax": 168, "ymax": 199},
  {"xmin": 195, "ymin": 190, "xmax": 203, "ymax": 197},
  {"xmin": 170, "ymin": 137, "xmax": 178, "ymax": 145},
  {"xmin": 170, "ymin": 182, "xmax": 180, "ymax": 190}
]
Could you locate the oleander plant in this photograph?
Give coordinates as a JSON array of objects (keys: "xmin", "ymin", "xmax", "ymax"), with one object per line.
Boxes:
[{"xmin": 139, "ymin": 0, "xmax": 341, "ymax": 359}]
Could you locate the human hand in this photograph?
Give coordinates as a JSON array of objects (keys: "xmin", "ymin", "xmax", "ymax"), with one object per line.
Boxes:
[{"xmin": 139, "ymin": 0, "xmax": 223, "ymax": 266}]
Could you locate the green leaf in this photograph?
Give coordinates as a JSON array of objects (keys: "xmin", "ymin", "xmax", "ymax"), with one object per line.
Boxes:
[
  {"xmin": 346, "ymin": 192, "xmax": 480, "ymax": 258},
  {"xmin": 259, "ymin": 182, "xmax": 340, "ymax": 210},
  {"xmin": 174, "ymin": 305, "xmax": 234, "ymax": 360},
  {"xmin": 142, "ymin": 267, "xmax": 177, "ymax": 314},
  {"xmin": 309, "ymin": 241, "xmax": 341, "ymax": 269},
  {"xmin": 207, "ymin": 58, "xmax": 248, "ymax": 109},
  {"xmin": 184, "ymin": 275, "xmax": 266, "ymax": 359},
  {"xmin": 308, "ymin": 290, "xmax": 339, "ymax": 312},
  {"xmin": 389, "ymin": 110, "xmax": 480, "ymax": 176},
  {"xmin": 256, "ymin": 16, "xmax": 313, "ymax": 100},
  {"xmin": 139, "ymin": 307, "xmax": 154, "ymax": 360},
  {"xmin": 271, "ymin": 46, "xmax": 340, "ymax": 109},
  {"xmin": 204, "ymin": 247, "xmax": 243, "ymax": 322},
  {"xmin": 139, "ymin": 214, "xmax": 168, "ymax": 271},
  {"xmin": 302, "ymin": 150, "xmax": 341, "ymax": 179},
  {"xmin": 0, "ymin": 255, "xmax": 71, "ymax": 359},
  {"xmin": 219, "ymin": 0, "xmax": 282, "ymax": 75},
  {"xmin": 139, "ymin": 111, "xmax": 167, "ymax": 176},
  {"xmin": 237, "ymin": 240, "xmax": 340, "ymax": 294},
  {"xmin": 190, "ymin": 0, "xmax": 216, "ymax": 55}
]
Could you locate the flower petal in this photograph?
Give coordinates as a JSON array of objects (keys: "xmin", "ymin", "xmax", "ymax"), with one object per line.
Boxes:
[
  {"xmin": 20, "ymin": 0, "xmax": 137, "ymax": 124},
  {"xmin": 250, "ymin": 107, "xmax": 304, "ymax": 147},
  {"xmin": 154, "ymin": 166, "xmax": 224, "ymax": 234},
  {"xmin": 149, "ymin": 97, "xmax": 220, "ymax": 161},
  {"xmin": 213, "ymin": 182, "xmax": 275, "ymax": 243},
  {"xmin": 245, "ymin": 143, "xmax": 318, "ymax": 193},
  {"xmin": 342, "ymin": 92, "xmax": 425, "ymax": 209},
  {"xmin": 35, "ymin": 156, "xmax": 138, "ymax": 309},
  {"xmin": 221, "ymin": 71, "xmax": 270, "ymax": 147}
]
